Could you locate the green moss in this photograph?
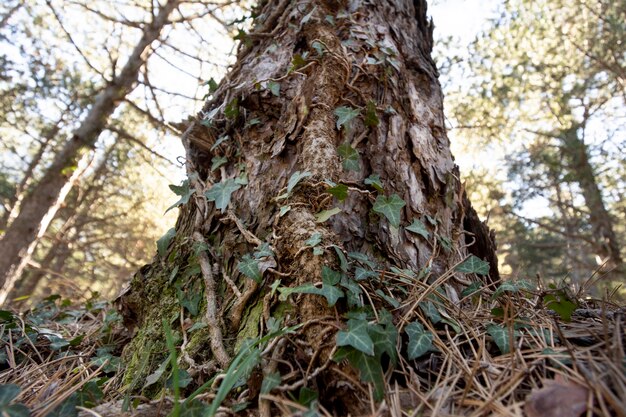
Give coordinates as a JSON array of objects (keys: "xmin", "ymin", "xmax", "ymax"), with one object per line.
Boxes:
[{"xmin": 234, "ymin": 298, "xmax": 264, "ymax": 352}]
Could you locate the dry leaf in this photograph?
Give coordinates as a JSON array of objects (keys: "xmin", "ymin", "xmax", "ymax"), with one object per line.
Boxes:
[{"xmin": 525, "ymin": 375, "xmax": 589, "ymax": 417}]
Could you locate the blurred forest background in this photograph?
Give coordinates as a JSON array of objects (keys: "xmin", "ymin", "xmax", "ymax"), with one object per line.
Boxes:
[{"xmin": 0, "ymin": 0, "xmax": 623, "ymax": 308}]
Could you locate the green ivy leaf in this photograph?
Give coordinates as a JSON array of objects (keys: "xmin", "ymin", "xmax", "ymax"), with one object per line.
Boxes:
[
  {"xmin": 543, "ymin": 292, "xmax": 577, "ymax": 322},
  {"xmin": 0, "ymin": 385, "xmax": 21, "ymax": 405},
  {"xmin": 290, "ymin": 54, "xmax": 307, "ymax": 72},
  {"xmin": 406, "ymin": 219, "xmax": 429, "ymax": 239},
  {"xmin": 373, "ymin": 194, "xmax": 406, "ymax": 228},
  {"xmin": 369, "ymin": 322, "xmax": 398, "ymax": 365},
  {"xmin": 456, "ymin": 255, "xmax": 490, "ymax": 275},
  {"xmin": 205, "ymin": 179, "xmax": 241, "ymax": 212},
  {"xmin": 333, "ymin": 246, "xmax": 349, "ymax": 272},
  {"xmin": 287, "ymin": 171, "xmax": 312, "ymax": 194},
  {"xmin": 211, "ymin": 156, "xmax": 228, "ymax": 172},
  {"xmin": 166, "ymin": 180, "xmax": 195, "ymax": 213},
  {"xmin": 211, "ymin": 135, "xmax": 229, "ymax": 151},
  {"xmin": 334, "ymin": 106, "xmax": 360, "ymax": 130},
  {"xmin": 304, "ymin": 233, "xmax": 322, "ymax": 247},
  {"xmin": 418, "ymin": 301, "xmax": 442, "ymax": 324},
  {"xmin": 355, "ymin": 267, "xmax": 378, "ymax": 281},
  {"xmin": 238, "ymin": 254, "xmax": 262, "ymax": 283},
  {"xmin": 315, "ymin": 207, "xmax": 341, "ymax": 223},
  {"xmin": 491, "ymin": 280, "xmax": 534, "ymax": 299},
  {"xmin": 321, "ymin": 266, "xmax": 342, "ymax": 285},
  {"xmin": 461, "ymin": 282, "xmax": 482, "ymax": 298},
  {"xmin": 253, "ymin": 242, "xmax": 274, "ymax": 259},
  {"xmin": 267, "ymin": 81, "xmax": 280, "ymax": 97},
  {"xmin": 345, "ymin": 349, "xmax": 385, "ymax": 401},
  {"xmin": 486, "ymin": 323, "xmax": 519, "ymax": 354},
  {"xmin": 206, "ymin": 78, "xmax": 218, "ymax": 93},
  {"xmin": 337, "ymin": 142, "xmax": 360, "ymax": 171},
  {"xmin": 364, "ymin": 100, "xmax": 379, "ymax": 127},
  {"xmin": 157, "ymin": 228, "xmax": 176, "ymax": 258},
  {"xmin": 311, "ymin": 40, "xmax": 325, "ymax": 56},
  {"xmin": 278, "ymin": 283, "xmax": 343, "ymax": 307},
  {"xmin": 364, "ymin": 174, "xmax": 384, "ymax": 192},
  {"xmin": 261, "ymin": 371, "xmax": 281, "ymax": 394},
  {"xmin": 405, "ymin": 321, "xmax": 433, "ymax": 360},
  {"xmin": 224, "ymin": 98, "xmax": 239, "ymax": 119},
  {"xmin": 336, "ymin": 319, "xmax": 374, "ymax": 356},
  {"xmin": 326, "ymin": 183, "xmax": 348, "ymax": 201}
]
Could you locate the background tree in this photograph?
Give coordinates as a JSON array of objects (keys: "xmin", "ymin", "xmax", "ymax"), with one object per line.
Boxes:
[
  {"xmin": 0, "ymin": 0, "xmax": 243, "ymax": 305},
  {"xmin": 441, "ymin": 0, "xmax": 625, "ymax": 289},
  {"xmin": 117, "ymin": 0, "xmax": 498, "ymax": 414}
]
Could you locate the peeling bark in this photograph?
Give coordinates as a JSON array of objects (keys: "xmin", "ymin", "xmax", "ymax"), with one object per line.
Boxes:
[{"xmin": 119, "ymin": 0, "xmax": 498, "ymax": 413}]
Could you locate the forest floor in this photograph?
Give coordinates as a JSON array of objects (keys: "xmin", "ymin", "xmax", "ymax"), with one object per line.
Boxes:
[{"xmin": 0, "ymin": 279, "xmax": 624, "ymax": 417}]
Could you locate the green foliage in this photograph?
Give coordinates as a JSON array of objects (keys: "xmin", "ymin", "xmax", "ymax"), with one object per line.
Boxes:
[
  {"xmin": 364, "ymin": 174, "xmax": 384, "ymax": 192},
  {"xmin": 543, "ymin": 288, "xmax": 577, "ymax": 322},
  {"xmin": 0, "ymin": 385, "xmax": 29, "ymax": 417},
  {"xmin": 287, "ymin": 171, "xmax": 312, "ymax": 194},
  {"xmin": 372, "ymin": 194, "xmax": 406, "ymax": 228},
  {"xmin": 224, "ymin": 98, "xmax": 240, "ymax": 119},
  {"xmin": 456, "ymin": 255, "xmax": 490, "ymax": 276},
  {"xmin": 405, "ymin": 321, "xmax": 434, "ymax": 360},
  {"xmin": 267, "ymin": 81, "xmax": 280, "ymax": 97},
  {"xmin": 238, "ymin": 254, "xmax": 262, "ymax": 283},
  {"xmin": 491, "ymin": 280, "xmax": 534, "ymax": 300},
  {"xmin": 333, "ymin": 106, "xmax": 360, "ymax": 130},
  {"xmin": 166, "ymin": 180, "xmax": 195, "ymax": 213},
  {"xmin": 486, "ymin": 323, "xmax": 519, "ymax": 354},
  {"xmin": 326, "ymin": 183, "xmax": 348, "ymax": 201},
  {"xmin": 336, "ymin": 319, "xmax": 374, "ymax": 356},
  {"xmin": 405, "ymin": 219, "xmax": 429, "ymax": 239},
  {"xmin": 157, "ymin": 228, "xmax": 176, "ymax": 258},
  {"xmin": 337, "ymin": 142, "xmax": 360, "ymax": 171},
  {"xmin": 315, "ymin": 207, "xmax": 341, "ymax": 223},
  {"xmin": 278, "ymin": 266, "xmax": 344, "ymax": 306},
  {"xmin": 205, "ymin": 179, "xmax": 241, "ymax": 212}
]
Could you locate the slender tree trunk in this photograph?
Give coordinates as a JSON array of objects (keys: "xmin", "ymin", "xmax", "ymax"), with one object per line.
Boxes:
[
  {"xmin": 561, "ymin": 125, "xmax": 623, "ymax": 275},
  {"xmin": 118, "ymin": 0, "xmax": 498, "ymax": 413},
  {"xmin": 0, "ymin": 113, "xmax": 64, "ymax": 231},
  {"xmin": 0, "ymin": 0, "xmax": 179, "ymax": 297}
]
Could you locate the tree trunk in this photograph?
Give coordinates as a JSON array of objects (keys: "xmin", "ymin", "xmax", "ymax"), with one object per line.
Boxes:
[
  {"xmin": 561, "ymin": 125, "xmax": 623, "ymax": 276},
  {"xmin": 0, "ymin": 0, "xmax": 179, "ymax": 298},
  {"xmin": 118, "ymin": 0, "xmax": 498, "ymax": 413}
]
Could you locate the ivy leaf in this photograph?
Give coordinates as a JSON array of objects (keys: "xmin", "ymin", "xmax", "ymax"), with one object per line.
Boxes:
[
  {"xmin": 211, "ymin": 135, "xmax": 229, "ymax": 151},
  {"xmin": 406, "ymin": 219, "xmax": 429, "ymax": 239},
  {"xmin": 345, "ymin": 349, "xmax": 385, "ymax": 401},
  {"xmin": 166, "ymin": 180, "xmax": 194, "ymax": 213},
  {"xmin": 364, "ymin": 100, "xmax": 379, "ymax": 127},
  {"xmin": 211, "ymin": 156, "xmax": 228, "ymax": 172},
  {"xmin": 311, "ymin": 40, "xmax": 325, "ymax": 56},
  {"xmin": 326, "ymin": 183, "xmax": 348, "ymax": 201},
  {"xmin": 261, "ymin": 372, "xmax": 281, "ymax": 394},
  {"xmin": 364, "ymin": 174, "xmax": 384, "ymax": 192},
  {"xmin": 373, "ymin": 194, "xmax": 406, "ymax": 228},
  {"xmin": 369, "ymin": 322, "xmax": 398, "ymax": 365},
  {"xmin": 253, "ymin": 242, "xmax": 274, "ymax": 259},
  {"xmin": 333, "ymin": 246, "xmax": 349, "ymax": 272},
  {"xmin": 405, "ymin": 321, "xmax": 434, "ymax": 360},
  {"xmin": 543, "ymin": 292, "xmax": 577, "ymax": 322},
  {"xmin": 205, "ymin": 179, "xmax": 241, "ymax": 212},
  {"xmin": 224, "ymin": 98, "xmax": 239, "ymax": 119},
  {"xmin": 418, "ymin": 301, "xmax": 442, "ymax": 324},
  {"xmin": 486, "ymin": 323, "xmax": 518, "ymax": 354},
  {"xmin": 287, "ymin": 171, "xmax": 312, "ymax": 194},
  {"xmin": 180, "ymin": 399, "xmax": 209, "ymax": 417},
  {"xmin": 355, "ymin": 267, "xmax": 378, "ymax": 281},
  {"xmin": 0, "ymin": 385, "xmax": 21, "ymax": 405},
  {"xmin": 321, "ymin": 266, "xmax": 342, "ymax": 285},
  {"xmin": 315, "ymin": 207, "xmax": 341, "ymax": 223},
  {"xmin": 334, "ymin": 106, "xmax": 360, "ymax": 130},
  {"xmin": 206, "ymin": 78, "xmax": 218, "ymax": 93},
  {"xmin": 305, "ymin": 233, "xmax": 322, "ymax": 247},
  {"xmin": 278, "ymin": 283, "xmax": 343, "ymax": 307},
  {"xmin": 337, "ymin": 142, "xmax": 360, "ymax": 171},
  {"xmin": 267, "ymin": 81, "xmax": 280, "ymax": 97},
  {"xmin": 491, "ymin": 280, "xmax": 534, "ymax": 300},
  {"xmin": 461, "ymin": 281, "xmax": 482, "ymax": 298},
  {"xmin": 157, "ymin": 228, "xmax": 176, "ymax": 258},
  {"xmin": 238, "ymin": 254, "xmax": 262, "ymax": 283},
  {"xmin": 336, "ymin": 319, "xmax": 375, "ymax": 356},
  {"xmin": 456, "ymin": 255, "xmax": 490, "ymax": 275}
]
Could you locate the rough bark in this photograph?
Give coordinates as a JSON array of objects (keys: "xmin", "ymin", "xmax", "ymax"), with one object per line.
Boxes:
[
  {"xmin": 118, "ymin": 0, "xmax": 498, "ymax": 413},
  {"xmin": 0, "ymin": 0, "xmax": 179, "ymax": 299}
]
